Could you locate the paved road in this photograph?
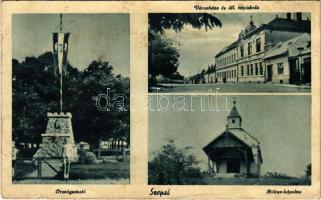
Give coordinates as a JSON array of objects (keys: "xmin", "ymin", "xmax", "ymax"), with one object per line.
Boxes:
[{"xmin": 150, "ymin": 83, "xmax": 311, "ymax": 93}]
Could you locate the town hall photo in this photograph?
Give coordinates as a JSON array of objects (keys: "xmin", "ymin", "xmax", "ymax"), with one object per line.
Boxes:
[{"xmin": 148, "ymin": 13, "xmax": 311, "ymax": 93}]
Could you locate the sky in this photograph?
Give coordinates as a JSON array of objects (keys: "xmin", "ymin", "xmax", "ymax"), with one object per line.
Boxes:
[
  {"xmin": 13, "ymin": 14, "xmax": 130, "ymax": 77},
  {"xmin": 149, "ymin": 95, "xmax": 311, "ymax": 177},
  {"xmin": 164, "ymin": 13, "xmax": 311, "ymax": 77}
]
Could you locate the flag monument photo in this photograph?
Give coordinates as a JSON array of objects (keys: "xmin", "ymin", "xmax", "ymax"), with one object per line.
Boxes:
[
  {"xmin": 32, "ymin": 14, "xmax": 78, "ymax": 180},
  {"xmin": 12, "ymin": 13, "xmax": 130, "ymax": 184}
]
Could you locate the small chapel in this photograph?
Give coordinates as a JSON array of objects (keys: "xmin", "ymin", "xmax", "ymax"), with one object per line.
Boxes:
[{"xmin": 203, "ymin": 99, "xmax": 263, "ymax": 177}]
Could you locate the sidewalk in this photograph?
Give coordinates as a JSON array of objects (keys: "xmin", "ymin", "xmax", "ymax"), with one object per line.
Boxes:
[{"xmin": 266, "ymin": 83, "xmax": 311, "ymax": 89}]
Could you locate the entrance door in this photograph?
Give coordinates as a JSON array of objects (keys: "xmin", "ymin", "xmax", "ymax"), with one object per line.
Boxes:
[
  {"xmin": 289, "ymin": 60, "xmax": 297, "ymax": 84},
  {"xmin": 267, "ymin": 65, "xmax": 273, "ymax": 82},
  {"xmin": 302, "ymin": 58, "xmax": 311, "ymax": 84},
  {"xmin": 227, "ymin": 160, "xmax": 240, "ymax": 173}
]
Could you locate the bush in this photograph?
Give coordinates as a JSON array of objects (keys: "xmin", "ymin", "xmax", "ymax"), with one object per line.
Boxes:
[
  {"xmin": 84, "ymin": 152, "xmax": 97, "ymax": 164},
  {"xmin": 77, "ymin": 148, "xmax": 87, "ymax": 164},
  {"xmin": 264, "ymin": 172, "xmax": 292, "ymax": 179},
  {"xmin": 305, "ymin": 163, "xmax": 311, "ymax": 177},
  {"xmin": 148, "ymin": 140, "xmax": 203, "ymax": 185}
]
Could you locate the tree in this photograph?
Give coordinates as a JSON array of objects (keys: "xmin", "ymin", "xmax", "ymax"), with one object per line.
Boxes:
[
  {"xmin": 13, "ymin": 52, "xmax": 60, "ymax": 147},
  {"xmin": 149, "ymin": 13, "xmax": 222, "ymax": 34},
  {"xmin": 148, "ymin": 140, "xmax": 203, "ymax": 185},
  {"xmin": 64, "ymin": 60, "xmax": 130, "ymax": 146},
  {"xmin": 12, "ymin": 52, "xmax": 130, "ymax": 150},
  {"xmin": 148, "ymin": 33, "xmax": 180, "ymax": 86},
  {"xmin": 148, "ymin": 14, "xmax": 222, "ymax": 87}
]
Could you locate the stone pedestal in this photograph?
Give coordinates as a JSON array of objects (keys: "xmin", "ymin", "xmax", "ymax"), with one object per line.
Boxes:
[{"xmin": 33, "ymin": 112, "xmax": 78, "ymax": 162}]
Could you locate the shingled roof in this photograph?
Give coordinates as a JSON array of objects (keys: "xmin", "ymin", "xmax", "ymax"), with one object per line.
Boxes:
[{"xmin": 264, "ymin": 33, "xmax": 311, "ymax": 60}]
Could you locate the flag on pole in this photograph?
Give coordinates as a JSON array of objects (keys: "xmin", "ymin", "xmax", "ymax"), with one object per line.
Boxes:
[{"xmin": 53, "ymin": 32, "xmax": 70, "ymax": 76}]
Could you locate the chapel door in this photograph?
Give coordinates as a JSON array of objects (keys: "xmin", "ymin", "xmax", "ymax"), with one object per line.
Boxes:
[
  {"xmin": 227, "ymin": 160, "xmax": 240, "ymax": 173},
  {"xmin": 302, "ymin": 58, "xmax": 311, "ymax": 84}
]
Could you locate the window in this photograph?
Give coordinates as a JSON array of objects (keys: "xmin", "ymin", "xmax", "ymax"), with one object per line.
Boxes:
[
  {"xmin": 247, "ymin": 65, "xmax": 249, "ymax": 76},
  {"xmin": 250, "ymin": 64, "xmax": 253, "ymax": 75},
  {"xmin": 240, "ymin": 46, "xmax": 244, "ymax": 57},
  {"xmin": 248, "ymin": 42, "xmax": 252, "ymax": 55},
  {"xmin": 256, "ymin": 38, "xmax": 261, "ymax": 52},
  {"xmin": 255, "ymin": 63, "xmax": 258, "ymax": 75},
  {"xmin": 259, "ymin": 62, "xmax": 263, "ymax": 75},
  {"xmin": 277, "ymin": 63, "xmax": 284, "ymax": 74},
  {"xmin": 241, "ymin": 66, "xmax": 244, "ymax": 76}
]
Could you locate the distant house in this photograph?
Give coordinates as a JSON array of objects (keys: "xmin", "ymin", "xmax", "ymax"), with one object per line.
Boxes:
[
  {"xmin": 263, "ymin": 33, "xmax": 311, "ymax": 84},
  {"xmin": 203, "ymin": 100, "xmax": 262, "ymax": 177}
]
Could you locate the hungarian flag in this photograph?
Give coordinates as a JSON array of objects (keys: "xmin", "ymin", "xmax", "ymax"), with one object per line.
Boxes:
[{"xmin": 53, "ymin": 32, "xmax": 70, "ymax": 76}]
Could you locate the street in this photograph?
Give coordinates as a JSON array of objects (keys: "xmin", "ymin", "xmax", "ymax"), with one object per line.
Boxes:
[{"xmin": 150, "ymin": 83, "xmax": 311, "ymax": 93}]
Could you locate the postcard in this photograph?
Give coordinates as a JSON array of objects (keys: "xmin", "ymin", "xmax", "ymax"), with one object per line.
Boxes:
[{"xmin": 1, "ymin": 1, "xmax": 320, "ymax": 199}]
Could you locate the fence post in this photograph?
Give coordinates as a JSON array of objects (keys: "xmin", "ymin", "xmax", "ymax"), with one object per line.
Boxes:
[{"xmin": 37, "ymin": 158, "xmax": 42, "ymax": 178}]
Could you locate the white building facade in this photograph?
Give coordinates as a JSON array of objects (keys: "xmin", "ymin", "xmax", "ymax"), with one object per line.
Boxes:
[{"xmin": 214, "ymin": 13, "xmax": 311, "ymax": 84}]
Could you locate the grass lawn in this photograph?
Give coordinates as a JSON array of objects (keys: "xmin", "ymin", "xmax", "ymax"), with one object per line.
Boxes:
[
  {"xmin": 59, "ymin": 160, "xmax": 130, "ymax": 180},
  {"xmin": 202, "ymin": 177, "xmax": 311, "ymax": 185},
  {"xmin": 14, "ymin": 160, "xmax": 130, "ymax": 184}
]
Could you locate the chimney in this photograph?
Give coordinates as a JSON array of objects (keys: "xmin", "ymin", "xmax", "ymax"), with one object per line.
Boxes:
[
  {"xmin": 296, "ymin": 12, "xmax": 302, "ymax": 21},
  {"xmin": 286, "ymin": 13, "xmax": 291, "ymax": 20}
]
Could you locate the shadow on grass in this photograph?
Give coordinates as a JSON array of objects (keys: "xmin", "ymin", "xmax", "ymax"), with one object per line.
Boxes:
[
  {"xmin": 56, "ymin": 160, "xmax": 130, "ymax": 180},
  {"xmin": 13, "ymin": 161, "xmax": 37, "ymax": 180},
  {"xmin": 201, "ymin": 177, "xmax": 311, "ymax": 185}
]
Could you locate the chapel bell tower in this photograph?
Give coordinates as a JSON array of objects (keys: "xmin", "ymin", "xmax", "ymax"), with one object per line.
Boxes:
[{"xmin": 227, "ymin": 99, "xmax": 242, "ymax": 129}]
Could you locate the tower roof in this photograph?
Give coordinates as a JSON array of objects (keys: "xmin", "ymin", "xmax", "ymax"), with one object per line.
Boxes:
[
  {"xmin": 228, "ymin": 106, "xmax": 241, "ymax": 118},
  {"xmin": 227, "ymin": 99, "xmax": 242, "ymax": 120}
]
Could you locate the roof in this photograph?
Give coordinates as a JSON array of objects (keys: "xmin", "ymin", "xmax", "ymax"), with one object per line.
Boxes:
[
  {"xmin": 264, "ymin": 33, "xmax": 311, "ymax": 60},
  {"xmin": 229, "ymin": 128, "xmax": 260, "ymax": 147},
  {"xmin": 203, "ymin": 128, "xmax": 260, "ymax": 150},
  {"xmin": 264, "ymin": 18, "xmax": 310, "ymax": 33},
  {"xmin": 242, "ymin": 18, "xmax": 310, "ymax": 40},
  {"xmin": 215, "ymin": 17, "xmax": 310, "ymax": 58},
  {"xmin": 203, "ymin": 128, "xmax": 262, "ymax": 163},
  {"xmin": 228, "ymin": 106, "xmax": 242, "ymax": 119},
  {"xmin": 215, "ymin": 40, "xmax": 239, "ymax": 58}
]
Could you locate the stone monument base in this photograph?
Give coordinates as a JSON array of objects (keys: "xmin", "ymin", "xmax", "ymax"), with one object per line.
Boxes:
[{"xmin": 33, "ymin": 112, "xmax": 78, "ymax": 177}]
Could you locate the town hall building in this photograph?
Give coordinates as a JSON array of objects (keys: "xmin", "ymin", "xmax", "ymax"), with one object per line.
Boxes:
[
  {"xmin": 214, "ymin": 13, "xmax": 311, "ymax": 84},
  {"xmin": 203, "ymin": 100, "xmax": 262, "ymax": 177}
]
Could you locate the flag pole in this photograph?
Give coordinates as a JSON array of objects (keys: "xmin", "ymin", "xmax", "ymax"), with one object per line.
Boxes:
[{"xmin": 60, "ymin": 13, "xmax": 63, "ymax": 113}]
